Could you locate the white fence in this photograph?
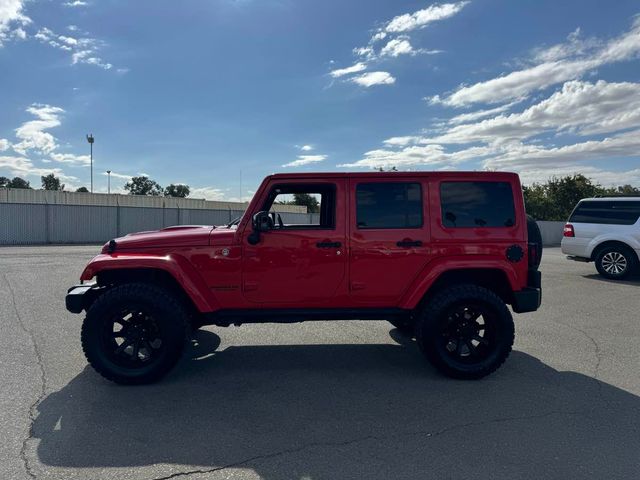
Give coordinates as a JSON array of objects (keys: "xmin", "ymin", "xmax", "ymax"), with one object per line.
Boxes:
[
  {"xmin": 537, "ymin": 221, "xmax": 565, "ymax": 247},
  {"xmin": 0, "ymin": 188, "xmax": 565, "ymax": 246}
]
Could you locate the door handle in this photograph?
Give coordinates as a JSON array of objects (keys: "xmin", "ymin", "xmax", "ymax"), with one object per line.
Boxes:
[
  {"xmin": 396, "ymin": 240, "xmax": 423, "ymax": 248},
  {"xmin": 316, "ymin": 241, "xmax": 342, "ymax": 248}
]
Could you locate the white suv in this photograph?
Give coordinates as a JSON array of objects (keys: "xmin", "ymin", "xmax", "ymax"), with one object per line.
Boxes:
[{"xmin": 561, "ymin": 197, "xmax": 640, "ymax": 280}]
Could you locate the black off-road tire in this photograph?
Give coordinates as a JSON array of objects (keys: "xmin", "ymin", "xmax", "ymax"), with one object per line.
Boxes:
[
  {"xmin": 594, "ymin": 244, "xmax": 637, "ymax": 280},
  {"xmin": 81, "ymin": 283, "xmax": 189, "ymax": 385},
  {"xmin": 526, "ymin": 215, "xmax": 543, "ymax": 269},
  {"xmin": 416, "ymin": 284, "xmax": 514, "ymax": 380}
]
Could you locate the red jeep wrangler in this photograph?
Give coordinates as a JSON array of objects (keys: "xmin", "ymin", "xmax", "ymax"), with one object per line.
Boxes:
[{"xmin": 66, "ymin": 172, "xmax": 542, "ymax": 384}]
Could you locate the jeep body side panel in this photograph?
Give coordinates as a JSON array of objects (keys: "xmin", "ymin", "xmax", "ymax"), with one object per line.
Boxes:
[
  {"xmin": 80, "ymin": 251, "xmax": 219, "ymax": 312},
  {"xmin": 347, "ymin": 176, "xmax": 435, "ymax": 306},
  {"xmin": 399, "ymin": 174, "xmax": 529, "ymax": 309},
  {"xmin": 399, "ymin": 256, "xmax": 521, "ymax": 309}
]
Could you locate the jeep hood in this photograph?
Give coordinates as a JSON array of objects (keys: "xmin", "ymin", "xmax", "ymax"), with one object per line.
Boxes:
[{"xmin": 103, "ymin": 225, "xmax": 236, "ymax": 251}]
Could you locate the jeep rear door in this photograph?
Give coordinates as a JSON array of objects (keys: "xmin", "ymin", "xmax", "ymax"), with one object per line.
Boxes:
[{"xmin": 348, "ymin": 177, "xmax": 432, "ymax": 306}]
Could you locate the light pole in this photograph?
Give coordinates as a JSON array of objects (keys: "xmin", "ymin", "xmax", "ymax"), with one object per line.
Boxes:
[
  {"xmin": 86, "ymin": 134, "xmax": 94, "ymax": 192},
  {"xmin": 106, "ymin": 170, "xmax": 111, "ymax": 194}
]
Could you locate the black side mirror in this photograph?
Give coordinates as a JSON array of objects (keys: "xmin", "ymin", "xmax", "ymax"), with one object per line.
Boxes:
[
  {"xmin": 248, "ymin": 211, "xmax": 273, "ymax": 245},
  {"xmin": 253, "ymin": 211, "xmax": 274, "ymax": 232}
]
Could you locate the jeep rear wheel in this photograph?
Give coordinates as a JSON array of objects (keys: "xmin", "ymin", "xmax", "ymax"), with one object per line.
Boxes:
[
  {"xmin": 81, "ymin": 283, "xmax": 188, "ymax": 385},
  {"xmin": 416, "ymin": 285, "xmax": 514, "ymax": 380},
  {"xmin": 595, "ymin": 245, "xmax": 637, "ymax": 280}
]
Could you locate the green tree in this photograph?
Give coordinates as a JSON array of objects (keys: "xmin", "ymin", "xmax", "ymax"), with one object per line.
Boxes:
[
  {"xmin": 610, "ymin": 184, "xmax": 640, "ymax": 195},
  {"xmin": 292, "ymin": 193, "xmax": 320, "ymax": 213},
  {"xmin": 0, "ymin": 176, "xmax": 9, "ymax": 188},
  {"xmin": 523, "ymin": 174, "xmax": 610, "ymax": 221},
  {"xmin": 164, "ymin": 183, "xmax": 190, "ymax": 198},
  {"xmin": 124, "ymin": 176, "xmax": 163, "ymax": 196},
  {"xmin": 75, "ymin": 186, "xmax": 89, "ymax": 193},
  {"xmin": 41, "ymin": 173, "xmax": 64, "ymax": 191},
  {"xmin": 522, "ymin": 183, "xmax": 551, "ymax": 220},
  {"xmin": 5, "ymin": 177, "xmax": 32, "ymax": 189}
]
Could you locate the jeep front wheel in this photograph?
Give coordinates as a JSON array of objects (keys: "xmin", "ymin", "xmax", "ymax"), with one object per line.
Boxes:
[
  {"xmin": 81, "ymin": 283, "xmax": 188, "ymax": 385},
  {"xmin": 416, "ymin": 285, "xmax": 514, "ymax": 380}
]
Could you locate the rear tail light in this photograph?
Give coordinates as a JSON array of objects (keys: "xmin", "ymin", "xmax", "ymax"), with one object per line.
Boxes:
[{"xmin": 563, "ymin": 224, "xmax": 575, "ymax": 237}]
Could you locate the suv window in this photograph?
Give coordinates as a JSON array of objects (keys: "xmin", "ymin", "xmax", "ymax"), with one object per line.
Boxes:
[
  {"xmin": 441, "ymin": 181, "xmax": 515, "ymax": 228},
  {"xmin": 263, "ymin": 183, "xmax": 336, "ymax": 229},
  {"xmin": 356, "ymin": 182, "xmax": 423, "ymax": 229},
  {"xmin": 569, "ymin": 200, "xmax": 640, "ymax": 225}
]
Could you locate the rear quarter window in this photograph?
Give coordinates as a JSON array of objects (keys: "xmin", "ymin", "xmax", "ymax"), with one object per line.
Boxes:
[
  {"xmin": 440, "ymin": 181, "xmax": 516, "ymax": 228},
  {"xmin": 569, "ymin": 201, "xmax": 640, "ymax": 225}
]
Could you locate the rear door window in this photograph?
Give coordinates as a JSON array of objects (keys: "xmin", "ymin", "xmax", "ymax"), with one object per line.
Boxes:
[
  {"xmin": 440, "ymin": 181, "xmax": 516, "ymax": 228},
  {"xmin": 356, "ymin": 182, "xmax": 423, "ymax": 229},
  {"xmin": 569, "ymin": 201, "xmax": 640, "ymax": 225}
]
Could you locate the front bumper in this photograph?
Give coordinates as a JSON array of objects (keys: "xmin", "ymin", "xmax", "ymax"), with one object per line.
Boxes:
[
  {"xmin": 65, "ymin": 284, "xmax": 97, "ymax": 314},
  {"xmin": 512, "ymin": 270, "xmax": 542, "ymax": 313}
]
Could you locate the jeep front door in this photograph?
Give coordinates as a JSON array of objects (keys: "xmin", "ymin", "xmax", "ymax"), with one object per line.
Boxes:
[{"xmin": 241, "ymin": 180, "xmax": 348, "ymax": 305}]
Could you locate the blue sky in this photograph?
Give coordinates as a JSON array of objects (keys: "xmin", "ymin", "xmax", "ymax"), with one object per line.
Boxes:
[{"xmin": 1, "ymin": 0, "xmax": 640, "ymax": 200}]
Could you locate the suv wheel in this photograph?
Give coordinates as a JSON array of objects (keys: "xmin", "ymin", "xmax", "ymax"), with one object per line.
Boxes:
[
  {"xmin": 81, "ymin": 283, "xmax": 188, "ymax": 385},
  {"xmin": 595, "ymin": 245, "xmax": 637, "ymax": 280},
  {"xmin": 416, "ymin": 285, "xmax": 514, "ymax": 380}
]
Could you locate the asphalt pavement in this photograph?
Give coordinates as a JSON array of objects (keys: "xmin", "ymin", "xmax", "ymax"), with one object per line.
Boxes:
[{"xmin": 1, "ymin": 245, "xmax": 639, "ymax": 480}]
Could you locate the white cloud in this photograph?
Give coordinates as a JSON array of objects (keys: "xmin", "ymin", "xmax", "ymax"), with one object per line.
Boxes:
[
  {"xmin": 343, "ymin": 78, "xmax": 640, "ymax": 185},
  {"xmin": 63, "ymin": 1, "xmax": 88, "ymax": 7},
  {"xmin": 0, "ymin": 0, "xmax": 31, "ymax": 47},
  {"xmin": 50, "ymin": 152, "xmax": 91, "ymax": 165},
  {"xmin": 339, "ymin": 144, "xmax": 491, "ymax": 169},
  {"xmin": 13, "ymin": 104, "xmax": 64, "ymax": 155},
  {"xmin": 517, "ymin": 165, "xmax": 640, "ymax": 187},
  {"xmin": 190, "ymin": 186, "xmax": 226, "ymax": 200},
  {"xmin": 0, "ymin": 104, "xmax": 92, "ymax": 188},
  {"xmin": 332, "ymin": 2, "xmax": 465, "ymax": 84},
  {"xmin": 330, "ymin": 62, "xmax": 367, "ymax": 78},
  {"xmin": 0, "ymin": 155, "xmax": 79, "ymax": 182},
  {"xmin": 531, "ymin": 28, "xmax": 600, "ymax": 63},
  {"xmin": 34, "ymin": 26, "xmax": 114, "ymax": 70},
  {"xmin": 437, "ymin": 18, "xmax": 640, "ymax": 106},
  {"xmin": 353, "ymin": 46, "xmax": 374, "ymax": 59},
  {"xmin": 446, "ymin": 101, "xmax": 520, "ymax": 125},
  {"xmin": 282, "ymin": 154, "xmax": 327, "ymax": 167},
  {"xmin": 427, "ymin": 80, "xmax": 640, "ymax": 145},
  {"xmin": 300, "ymin": 145, "xmax": 313, "ymax": 151},
  {"xmin": 58, "ymin": 35, "xmax": 77, "ymax": 46},
  {"xmin": 102, "ymin": 171, "xmax": 132, "ymax": 180},
  {"xmin": 383, "ymin": 2, "xmax": 469, "ymax": 34},
  {"xmin": 382, "ymin": 136, "xmax": 423, "ymax": 147},
  {"xmin": 483, "ymin": 129, "xmax": 640, "ymax": 171},
  {"xmin": 84, "ymin": 56, "xmax": 112, "ymax": 69},
  {"xmin": 11, "ymin": 26, "xmax": 25, "ymax": 39},
  {"xmin": 380, "ymin": 37, "xmax": 414, "ymax": 57},
  {"xmin": 350, "ymin": 71, "xmax": 395, "ymax": 87}
]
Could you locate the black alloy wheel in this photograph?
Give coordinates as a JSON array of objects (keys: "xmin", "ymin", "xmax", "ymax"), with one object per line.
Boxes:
[
  {"xmin": 416, "ymin": 284, "xmax": 514, "ymax": 379},
  {"xmin": 82, "ymin": 283, "xmax": 188, "ymax": 385}
]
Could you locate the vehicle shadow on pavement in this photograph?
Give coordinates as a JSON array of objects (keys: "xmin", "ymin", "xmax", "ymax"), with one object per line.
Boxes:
[
  {"xmin": 33, "ymin": 329, "xmax": 640, "ymax": 479},
  {"xmin": 582, "ymin": 273, "xmax": 640, "ymax": 285}
]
